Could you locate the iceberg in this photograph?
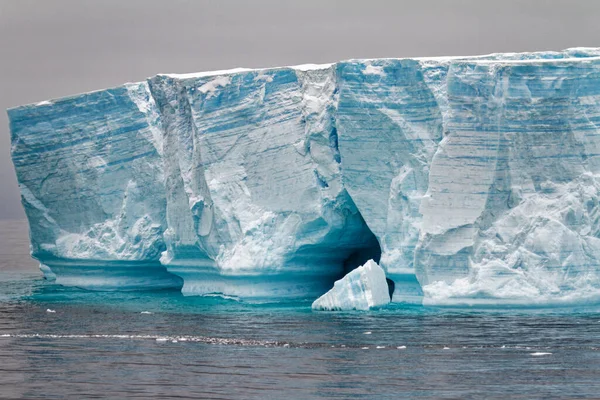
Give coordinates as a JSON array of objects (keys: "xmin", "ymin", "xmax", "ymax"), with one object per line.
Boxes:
[
  {"xmin": 8, "ymin": 83, "xmax": 182, "ymax": 290},
  {"xmin": 8, "ymin": 47, "xmax": 600, "ymax": 306},
  {"xmin": 10, "ymin": 66, "xmax": 379, "ymax": 299},
  {"xmin": 312, "ymin": 259, "xmax": 391, "ymax": 311},
  {"xmin": 145, "ymin": 67, "xmax": 379, "ymax": 300}
]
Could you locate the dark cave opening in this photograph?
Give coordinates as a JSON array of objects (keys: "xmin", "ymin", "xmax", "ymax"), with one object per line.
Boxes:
[
  {"xmin": 341, "ymin": 232, "xmax": 382, "ymax": 276},
  {"xmin": 386, "ymin": 278, "xmax": 395, "ymax": 300},
  {"xmin": 340, "ymin": 230, "xmax": 395, "ymax": 300}
]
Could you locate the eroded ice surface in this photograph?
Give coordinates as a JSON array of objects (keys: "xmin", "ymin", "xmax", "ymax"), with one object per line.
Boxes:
[
  {"xmin": 336, "ymin": 48, "xmax": 600, "ymax": 305},
  {"xmin": 147, "ymin": 66, "xmax": 378, "ymax": 299},
  {"xmin": 9, "ymin": 83, "xmax": 181, "ymax": 290},
  {"xmin": 8, "ymin": 47, "xmax": 600, "ymax": 306},
  {"xmin": 312, "ymin": 260, "xmax": 390, "ymax": 311}
]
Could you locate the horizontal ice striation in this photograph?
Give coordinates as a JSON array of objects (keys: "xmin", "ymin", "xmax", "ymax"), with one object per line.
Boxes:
[
  {"xmin": 336, "ymin": 48, "xmax": 600, "ymax": 305},
  {"xmin": 141, "ymin": 65, "xmax": 377, "ymax": 299},
  {"xmin": 9, "ymin": 47, "xmax": 600, "ymax": 305},
  {"xmin": 335, "ymin": 58, "xmax": 444, "ymax": 303},
  {"xmin": 420, "ymin": 56, "xmax": 600, "ymax": 306},
  {"xmin": 8, "ymin": 83, "xmax": 182, "ymax": 290}
]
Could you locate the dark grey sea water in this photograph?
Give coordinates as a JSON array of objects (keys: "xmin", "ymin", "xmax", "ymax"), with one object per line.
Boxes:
[{"xmin": 1, "ymin": 219, "xmax": 599, "ymax": 399}]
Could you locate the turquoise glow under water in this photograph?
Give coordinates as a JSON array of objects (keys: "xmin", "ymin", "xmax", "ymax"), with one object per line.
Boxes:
[
  {"xmin": 1, "ymin": 220, "xmax": 600, "ymax": 398},
  {"xmin": 1, "ymin": 272, "xmax": 600, "ymax": 399}
]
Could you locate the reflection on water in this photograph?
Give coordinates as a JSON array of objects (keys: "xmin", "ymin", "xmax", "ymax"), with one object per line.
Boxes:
[
  {"xmin": 1, "ymin": 220, "xmax": 600, "ymax": 398},
  {"xmin": 0, "ymin": 274, "xmax": 599, "ymax": 399}
]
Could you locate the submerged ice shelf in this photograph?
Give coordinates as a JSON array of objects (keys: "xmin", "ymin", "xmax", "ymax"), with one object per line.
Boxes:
[{"xmin": 8, "ymin": 47, "xmax": 600, "ymax": 306}]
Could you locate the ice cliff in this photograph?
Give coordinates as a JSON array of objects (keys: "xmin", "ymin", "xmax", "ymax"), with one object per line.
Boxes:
[{"xmin": 9, "ymin": 47, "xmax": 600, "ymax": 306}]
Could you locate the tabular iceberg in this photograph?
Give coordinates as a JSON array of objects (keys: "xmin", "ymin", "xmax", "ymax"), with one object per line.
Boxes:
[{"xmin": 8, "ymin": 47, "xmax": 600, "ymax": 306}]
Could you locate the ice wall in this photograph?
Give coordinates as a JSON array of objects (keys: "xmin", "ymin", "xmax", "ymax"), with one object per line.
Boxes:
[
  {"xmin": 335, "ymin": 58, "xmax": 444, "ymax": 303},
  {"xmin": 8, "ymin": 83, "xmax": 181, "ymax": 290},
  {"xmin": 146, "ymin": 66, "xmax": 378, "ymax": 300},
  {"xmin": 8, "ymin": 48, "xmax": 600, "ymax": 306},
  {"xmin": 336, "ymin": 48, "xmax": 600, "ymax": 305},
  {"xmin": 421, "ymin": 57, "xmax": 600, "ymax": 306}
]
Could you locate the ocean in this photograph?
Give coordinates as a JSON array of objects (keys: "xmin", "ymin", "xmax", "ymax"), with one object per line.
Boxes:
[{"xmin": 0, "ymin": 219, "xmax": 599, "ymax": 399}]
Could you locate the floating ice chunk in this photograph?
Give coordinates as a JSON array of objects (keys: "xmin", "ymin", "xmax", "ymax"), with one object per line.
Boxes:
[
  {"xmin": 46, "ymin": 309, "xmax": 56, "ymax": 313},
  {"xmin": 312, "ymin": 260, "xmax": 391, "ymax": 311}
]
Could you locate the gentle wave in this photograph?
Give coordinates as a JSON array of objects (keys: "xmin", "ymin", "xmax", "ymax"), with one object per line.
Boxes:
[{"xmin": 1, "ymin": 333, "xmax": 599, "ymax": 352}]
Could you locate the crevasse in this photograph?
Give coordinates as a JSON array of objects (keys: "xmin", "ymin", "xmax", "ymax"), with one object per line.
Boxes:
[{"xmin": 8, "ymin": 47, "xmax": 600, "ymax": 306}]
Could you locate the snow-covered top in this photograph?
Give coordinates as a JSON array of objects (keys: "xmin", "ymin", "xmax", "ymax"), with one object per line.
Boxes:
[
  {"xmin": 290, "ymin": 63, "xmax": 334, "ymax": 71},
  {"xmin": 457, "ymin": 54, "xmax": 600, "ymax": 65},
  {"xmin": 7, "ymin": 82, "xmax": 144, "ymax": 111},
  {"xmin": 162, "ymin": 47, "xmax": 600, "ymax": 81},
  {"xmin": 160, "ymin": 63, "xmax": 333, "ymax": 80},
  {"xmin": 9, "ymin": 47, "xmax": 600, "ymax": 109},
  {"xmin": 163, "ymin": 47, "xmax": 600, "ymax": 81},
  {"xmin": 346, "ymin": 47, "xmax": 600, "ymax": 65},
  {"xmin": 160, "ymin": 67, "xmax": 255, "ymax": 79}
]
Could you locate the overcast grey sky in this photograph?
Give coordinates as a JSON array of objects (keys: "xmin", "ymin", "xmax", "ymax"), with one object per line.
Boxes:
[{"xmin": 1, "ymin": 0, "xmax": 599, "ymax": 220}]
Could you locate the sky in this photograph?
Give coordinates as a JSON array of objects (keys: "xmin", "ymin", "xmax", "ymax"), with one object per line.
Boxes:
[{"xmin": 1, "ymin": 0, "xmax": 599, "ymax": 220}]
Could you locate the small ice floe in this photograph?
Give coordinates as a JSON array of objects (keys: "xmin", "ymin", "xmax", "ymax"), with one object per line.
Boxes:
[
  {"xmin": 443, "ymin": 346, "xmax": 450, "ymax": 350},
  {"xmin": 312, "ymin": 260, "xmax": 390, "ymax": 311},
  {"xmin": 376, "ymin": 346, "xmax": 386, "ymax": 349},
  {"xmin": 46, "ymin": 309, "xmax": 56, "ymax": 313},
  {"xmin": 361, "ymin": 346, "xmax": 370, "ymax": 350},
  {"xmin": 140, "ymin": 311, "xmax": 153, "ymax": 314},
  {"xmin": 397, "ymin": 346, "xmax": 406, "ymax": 349},
  {"xmin": 155, "ymin": 337, "xmax": 168, "ymax": 342},
  {"xmin": 363, "ymin": 331, "xmax": 372, "ymax": 335},
  {"xmin": 530, "ymin": 352, "xmax": 552, "ymax": 356}
]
